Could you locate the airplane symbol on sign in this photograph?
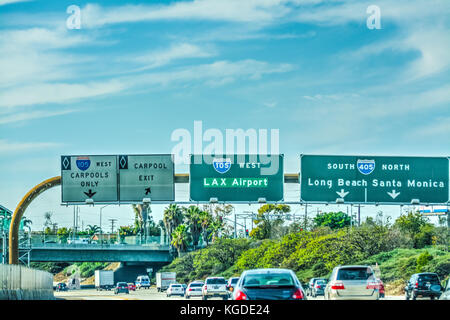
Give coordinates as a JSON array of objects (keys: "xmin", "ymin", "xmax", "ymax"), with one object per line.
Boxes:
[{"xmin": 145, "ymin": 188, "xmax": 151, "ymax": 195}]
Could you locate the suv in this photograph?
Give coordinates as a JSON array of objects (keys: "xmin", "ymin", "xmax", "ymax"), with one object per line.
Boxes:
[
  {"xmin": 202, "ymin": 277, "xmax": 228, "ymax": 300},
  {"xmin": 405, "ymin": 273, "xmax": 443, "ymax": 300},
  {"xmin": 135, "ymin": 275, "xmax": 151, "ymax": 289},
  {"xmin": 325, "ymin": 265, "xmax": 379, "ymax": 300}
]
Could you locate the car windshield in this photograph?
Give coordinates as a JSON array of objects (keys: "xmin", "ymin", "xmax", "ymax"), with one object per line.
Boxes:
[
  {"xmin": 242, "ymin": 273, "xmax": 295, "ymax": 288},
  {"xmin": 206, "ymin": 278, "xmax": 226, "ymax": 284},
  {"xmin": 337, "ymin": 268, "xmax": 374, "ymax": 281}
]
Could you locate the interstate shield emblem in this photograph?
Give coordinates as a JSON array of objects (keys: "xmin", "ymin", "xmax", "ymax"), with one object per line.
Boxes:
[
  {"xmin": 357, "ymin": 159, "xmax": 375, "ymax": 175},
  {"xmin": 76, "ymin": 156, "xmax": 91, "ymax": 171},
  {"xmin": 213, "ymin": 158, "xmax": 232, "ymax": 174}
]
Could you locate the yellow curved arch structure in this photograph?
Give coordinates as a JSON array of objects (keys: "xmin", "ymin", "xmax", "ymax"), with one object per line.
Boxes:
[{"xmin": 9, "ymin": 176, "xmax": 61, "ymax": 264}]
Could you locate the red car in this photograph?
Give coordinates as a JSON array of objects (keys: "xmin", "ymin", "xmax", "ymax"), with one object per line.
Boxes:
[{"xmin": 128, "ymin": 283, "xmax": 136, "ymax": 291}]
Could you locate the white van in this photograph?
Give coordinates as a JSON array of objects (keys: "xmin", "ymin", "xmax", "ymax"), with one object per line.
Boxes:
[{"xmin": 136, "ymin": 275, "xmax": 151, "ymax": 289}]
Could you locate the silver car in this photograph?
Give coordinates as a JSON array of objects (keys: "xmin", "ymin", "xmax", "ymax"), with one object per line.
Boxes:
[{"xmin": 324, "ymin": 265, "xmax": 379, "ymax": 300}]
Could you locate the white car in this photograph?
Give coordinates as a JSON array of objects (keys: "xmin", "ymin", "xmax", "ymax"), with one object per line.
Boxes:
[
  {"xmin": 185, "ymin": 282, "xmax": 204, "ymax": 299},
  {"xmin": 167, "ymin": 283, "xmax": 184, "ymax": 297},
  {"xmin": 202, "ymin": 277, "xmax": 228, "ymax": 300}
]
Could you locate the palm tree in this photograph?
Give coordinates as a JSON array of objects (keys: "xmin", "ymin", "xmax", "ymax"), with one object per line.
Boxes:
[
  {"xmin": 183, "ymin": 206, "xmax": 203, "ymax": 246},
  {"xmin": 163, "ymin": 204, "xmax": 184, "ymax": 244},
  {"xmin": 43, "ymin": 211, "xmax": 53, "ymax": 228},
  {"xmin": 86, "ymin": 224, "xmax": 101, "ymax": 237},
  {"xmin": 198, "ymin": 210, "xmax": 213, "ymax": 245},
  {"xmin": 171, "ymin": 224, "xmax": 191, "ymax": 257},
  {"xmin": 208, "ymin": 217, "xmax": 224, "ymax": 243}
]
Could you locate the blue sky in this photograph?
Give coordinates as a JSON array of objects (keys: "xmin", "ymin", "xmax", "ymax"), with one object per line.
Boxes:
[{"xmin": 0, "ymin": 0, "xmax": 449, "ymax": 230}]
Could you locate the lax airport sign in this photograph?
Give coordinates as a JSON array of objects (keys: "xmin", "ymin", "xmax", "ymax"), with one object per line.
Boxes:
[
  {"xmin": 300, "ymin": 155, "xmax": 450, "ymax": 204},
  {"xmin": 189, "ymin": 154, "xmax": 284, "ymax": 202},
  {"xmin": 61, "ymin": 155, "xmax": 174, "ymax": 203}
]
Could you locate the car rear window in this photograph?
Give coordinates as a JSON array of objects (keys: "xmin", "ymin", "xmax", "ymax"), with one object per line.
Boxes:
[
  {"xmin": 419, "ymin": 274, "xmax": 439, "ymax": 283},
  {"xmin": 118, "ymin": 282, "xmax": 127, "ymax": 286},
  {"xmin": 337, "ymin": 268, "xmax": 374, "ymax": 281},
  {"xmin": 206, "ymin": 278, "xmax": 226, "ymax": 284},
  {"xmin": 242, "ymin": 273, "xmax": 295, "ymax": 287},
  {"xmin": 231, "ymin": 278, "xmax": 239, "ymax": 284},
  {"xmin": 190, "ymin": 283, "xmax": 203, "ymax": 287},
  {"xmin": 172, "ymin": 284, "xmax": 182, "ymax": 287}
]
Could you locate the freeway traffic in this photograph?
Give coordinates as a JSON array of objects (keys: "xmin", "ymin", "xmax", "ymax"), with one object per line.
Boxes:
[{"xmin": 54, "ymin": 287, "xmax": 405, "ymax": 301}]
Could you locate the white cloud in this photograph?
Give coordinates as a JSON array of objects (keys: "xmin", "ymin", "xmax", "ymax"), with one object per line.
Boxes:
[
  {"xmin": 0, "ymin": 0, "xmax": 32, "ymax": 6},
  {"xmin": 0, "ymin": 109, "xmax": 78, "ymax": 124},
  {"xmin": 0, "ymin": 28, "xmax": 93, "ymax": 88},
  {"xmin": 0, "ymin": 80, "xmax": 126, "ymax": 108},
  {"xmin": 81, "ymin": 0, "xmax": 298, "ymax": 28},
  {"xmin": 0, "ymin": 139, "xmax": 62, "ymax": 153},
  {"xmin": 130, "ymin": 59, "xmax": 294, "ymax": 87},
  {"xmin": 131, "ymin": 43, "xmax": 214, "ymax": 71}
]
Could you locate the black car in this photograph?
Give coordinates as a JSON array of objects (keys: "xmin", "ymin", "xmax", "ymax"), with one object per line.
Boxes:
[
  {"xmin": 55, "ymin": 283, "xmax": 68, "ymax": 292},
  {"xmin": 405, "ymin": 273, "xmax": 443, "ymax": 300},
  {"xmin": 114, "ymin": 282, "xmax": 130, "ymax": 295},
  {"xmin": 232, "ymin": 268, "xmax": 306, "ymax": 300}
]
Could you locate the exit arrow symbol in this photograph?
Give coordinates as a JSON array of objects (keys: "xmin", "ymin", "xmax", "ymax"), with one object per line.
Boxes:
[
  {"xmin": 84, "ymin": 189, "xmax": 97, "ymax": 198},
  {"xmin": 387, "ymin": 190, "xmax": 401, "ymax": 199},
  {"xmin": 336, "ymin": 189, "xmax": 349, "ymax": 198},
  {"xmin": 145, "ymin": 187, "xmax": 151, "ymax": 195}
]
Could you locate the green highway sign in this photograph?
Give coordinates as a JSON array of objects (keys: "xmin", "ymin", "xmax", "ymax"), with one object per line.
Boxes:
[
  {"xmin": 61, "ymin": 155, "xmax": 118, "ymax": 203},
  {"xmin": 189, "ymin": 154, "xmax": 284, "ymax": 202},
  {"xmin": 300, "ymin": 155, "xmax": 450, "ymax": 204},
  {"xmin": 118, "ymin": 154, "xmax": 174, "ymax": 202}
]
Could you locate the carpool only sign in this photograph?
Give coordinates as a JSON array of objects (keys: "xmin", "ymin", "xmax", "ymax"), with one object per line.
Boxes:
[
  {"xmin": 300, "ymin": 155, "xmax": 450, "ymax": 204},
  {"xmin": 61, "ymin": 155, "xmax": 118, "ymax": 203},
  {"xmin": 189, "ymin": 154, "xmax": 284, "ymax": 202}
]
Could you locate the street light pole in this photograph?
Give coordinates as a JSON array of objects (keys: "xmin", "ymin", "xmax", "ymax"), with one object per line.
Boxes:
[{"xmin": 99, "ymin": 205, "xmax": 108, "ymax": 243}]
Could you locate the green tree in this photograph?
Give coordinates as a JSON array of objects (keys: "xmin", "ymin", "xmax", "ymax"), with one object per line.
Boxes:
[
  {"xmin": 57, "ymin": 227, "xmax": 70, "ymax": 243},
  {"xmin": 250, "ymin": 204, "xmax": 290, "ymax": 240},
  {"xmin": 416, "ymin": 250, "xmax": 433, "ymax": 273},
  {"xmin": 313, "ymin": 211, "xmax": 351, "ymax": 230},
  {"xmin": 183, "ymin": 206, "xmax": 203, "ymax": 246},
  {"xmin": 394, "ymin": 212, "xmax": 430, "ymax": 248},
  {"xmin": 163, "ymin": 204, "xmax": 184, "ymax": 245},
  {"xmin": 171, "ymin": 224, "xmax": 191, "ymax": 257}
]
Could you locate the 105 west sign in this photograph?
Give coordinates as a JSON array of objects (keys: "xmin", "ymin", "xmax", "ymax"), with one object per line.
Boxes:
[
  {"xmin": 300, "ymin": 155, "xmax": 449, "ymax": 204},
  {"xmin": 190, "ymin": 154, "xmax": 284, "ymax": 202}
]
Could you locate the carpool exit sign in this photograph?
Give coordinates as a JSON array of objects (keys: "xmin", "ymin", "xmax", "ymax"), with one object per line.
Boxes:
[
  {"xmin": 300, "ymin": 155, "xmax": 450, "ymax": 204},
  {"xmin": 189, "ymin": 154, "xmax": 284, "ymax": 202}
]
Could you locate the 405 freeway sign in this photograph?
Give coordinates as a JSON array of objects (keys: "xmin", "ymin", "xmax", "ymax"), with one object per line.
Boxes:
[
  {"xmin": 300, "ymin": 155, "xmax": 449, "ymax": 204},
  {"xmin": 190, "ymin": 154, "xmax": 284, "ymax": 202}
]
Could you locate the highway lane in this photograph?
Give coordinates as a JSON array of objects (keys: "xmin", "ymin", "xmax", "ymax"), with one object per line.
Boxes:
[{"xmin": 55, "ymin": 288, "xmax": 405, "ymax": 300}]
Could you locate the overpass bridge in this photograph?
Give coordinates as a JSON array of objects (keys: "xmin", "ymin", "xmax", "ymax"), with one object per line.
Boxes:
[{"xmin": 16, "ymin": 243, "xmax": 173, "ymax": 263}]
